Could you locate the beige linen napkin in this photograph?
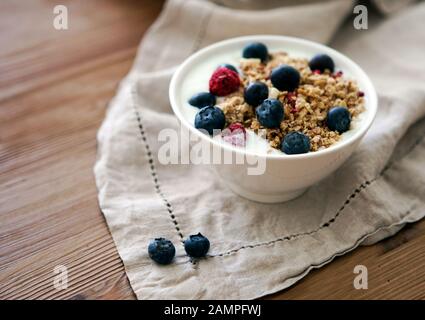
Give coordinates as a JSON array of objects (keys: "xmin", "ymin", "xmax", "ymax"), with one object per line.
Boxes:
[{"xmin": 94, "ymin": 0, "xmax": 425, "ymax": 299}]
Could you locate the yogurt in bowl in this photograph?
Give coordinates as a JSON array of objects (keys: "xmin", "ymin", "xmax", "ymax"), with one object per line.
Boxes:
[{"xmin": 169, "ymin": 35, "xmax": 377, "ymax": 203}]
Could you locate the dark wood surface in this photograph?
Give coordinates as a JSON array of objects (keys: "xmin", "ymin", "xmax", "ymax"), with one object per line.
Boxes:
[{"xmin": 0, "ymin": 0, "xmax": 424, "ymax": 300}]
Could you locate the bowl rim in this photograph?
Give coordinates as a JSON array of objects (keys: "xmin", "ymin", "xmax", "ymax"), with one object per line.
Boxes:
[{"xmin": 169, "ymin": 35, "xmax": 378, "ymax": 160}]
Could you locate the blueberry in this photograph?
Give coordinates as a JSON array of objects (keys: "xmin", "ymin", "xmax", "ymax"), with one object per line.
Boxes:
[
  {"xmin": 270, "ymin": 65, "xmax": 300, "ymax": 92},
  {"xmin": 244, "ymin": 82, "xmax": 269, "ymax": 107},
  {"xmin": 256, "ymin": 99, "xmax": 284, "ymax": 128},
  {"xmin": 242, "ymin": 42, "xmax": 268, "ymax": 62},
  {"xmin": 195, "ymin": 106, "xmax": 225, "ymax": 135},
  {"xmin": 218, "ymin": 63, "xmax": 238, "ymax": 73},
  {"xmin": 184, "ymin": 233, "xmax": 210, "ymax": 258},
  {"xmin": 309, "ymin": 54, "xmax": 335, "ymax": 73},
  {"xmin": 281, "ymin": 132, "xmax": 310, "ymax": 155},
  {"xmin": 326, "ymin": 106, "xmax": 351, "ymax": 133},
  {"xmin": 188, "ymin": 92, "xmax": 216, "ymax": 109},
  {"xmin": 148, "ymin": 238, "xmax": 175, "ymax": 265}
]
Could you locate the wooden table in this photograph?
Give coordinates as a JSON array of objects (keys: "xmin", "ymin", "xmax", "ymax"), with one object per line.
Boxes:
[{"xmin": 0, "ymin": 0, "xmax": 424, "ymax": 300}]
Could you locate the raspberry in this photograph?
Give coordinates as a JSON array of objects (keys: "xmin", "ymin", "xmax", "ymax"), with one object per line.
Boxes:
[
  {"xmin": 358, "ymin": 91, "xmax": 365, "ymax": 97},
  {"xmin": 222, "ymin": 122, "xmax": 246, "ymax": 147},
  {"xmin": 209, "ymin": 67, "xmax": 240, "ymax": 96},
  {"xmin": 228, "ymin": 123, "xmax": 246, "ymax": 138}
]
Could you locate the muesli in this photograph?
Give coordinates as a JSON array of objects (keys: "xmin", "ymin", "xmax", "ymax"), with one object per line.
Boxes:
[{"xmin": 188, "ymin": 42, "xmax": 365, "ymax": 154}]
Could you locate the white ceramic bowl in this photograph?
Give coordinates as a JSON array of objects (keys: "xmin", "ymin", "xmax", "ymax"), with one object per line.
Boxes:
[{"xmin": 169, "ymin": 35, "xmax": 377, "ymax": 203}]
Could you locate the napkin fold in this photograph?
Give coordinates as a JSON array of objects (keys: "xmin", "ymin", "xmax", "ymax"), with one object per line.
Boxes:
[{"xmin": 95, "ymin": 0, "xmax": 425, "ymax": 299}]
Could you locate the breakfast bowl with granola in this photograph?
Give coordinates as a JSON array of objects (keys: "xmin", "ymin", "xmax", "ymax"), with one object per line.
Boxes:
[{"xmin": 169, "ymin": 35, "xmax": 377, "ymax": 203}]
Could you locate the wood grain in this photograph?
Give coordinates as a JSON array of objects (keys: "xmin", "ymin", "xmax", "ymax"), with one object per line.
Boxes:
[
  {"xmin": 0, "ymin": 0, "xmax": 163, "ymax": 300},
  {"xmin": 0, "ymin": 0, "xmax": 424, "ymax": 300}
]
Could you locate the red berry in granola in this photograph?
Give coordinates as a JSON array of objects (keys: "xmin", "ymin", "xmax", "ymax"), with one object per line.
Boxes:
[
  {"xmin": 333, "ymin": 71, "xmax": 343, "ymax": 78},
  {"xmin": 222, "ymin": 122, "xmax": 246, "ymax": 147},
  {"xmin": 286, "ymin": 92, "xmax": 297, "ymax": 113},
  {"xmin": 209, "ymin": 67, "xmax": 241, "ymax": 96},
  {"xmin": 286, "ymin": 92, "xmax": 297, "ymax": 103},
  {"xmin": 228, "ymin": 123, "xmax": 246, "ymax": 137}
]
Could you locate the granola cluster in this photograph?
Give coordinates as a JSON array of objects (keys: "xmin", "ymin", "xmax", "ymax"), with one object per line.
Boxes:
[{"xmin": 217, "ymin": 52, "xmax": 365, "ymax": 152}]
